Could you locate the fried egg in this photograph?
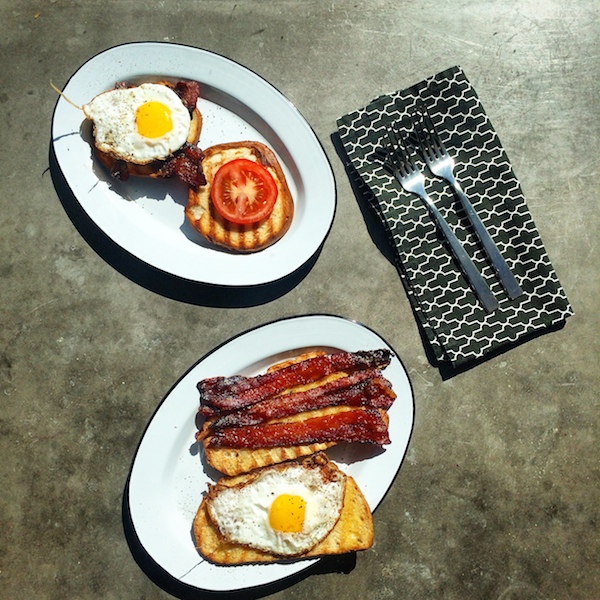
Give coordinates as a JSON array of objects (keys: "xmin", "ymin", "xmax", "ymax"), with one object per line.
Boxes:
[
  {"xmin": 206, "ymin": 461, "xmax": 346, "ymax": 556},
  {"xmin": 83, "ymin": 83, "xmax": 191, "ymax": 164}
]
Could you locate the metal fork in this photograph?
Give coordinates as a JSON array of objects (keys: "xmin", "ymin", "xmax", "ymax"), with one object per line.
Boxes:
[
  {"xmin": 381, "ymin": 125, "xmax": 498, "ymax": 313},
  {"xmin": 413, "ymin": 105, "xmax": 523, "ymax": 300}
]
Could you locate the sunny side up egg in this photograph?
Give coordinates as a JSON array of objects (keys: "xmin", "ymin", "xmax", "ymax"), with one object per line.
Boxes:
[
  {"xmin": 82, "ymin": 83, "xmax": 191, "ymax": 165},
  {"xmin": 206, "ymin": 462, "xmax": 347, "ymax": 557}
]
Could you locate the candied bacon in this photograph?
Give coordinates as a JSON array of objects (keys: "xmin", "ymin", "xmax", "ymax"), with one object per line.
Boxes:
[
  {"xmin": 157, "ymin": 143, "xmax": 206, "ymax": 189},
  {"xmin": 199, "ymin": 369, "xmax": 375, "ymax": 420},
  {"xmin": 198, "ymin": 349, "xmax": 392, "ymax": 414},
  {"xmin": 205, "ymin": 371, "xmax": 395, "ymax": 431},
  {"xmin": 174, "ymin": 80, "xmax": 200, "ymax": 113},
  {"xmin": 204, "ymin": 407, "xmax": 391, "ymax": 448}
]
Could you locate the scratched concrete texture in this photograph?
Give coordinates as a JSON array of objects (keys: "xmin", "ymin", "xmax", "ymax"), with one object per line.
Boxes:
[{"xmin": 1, "ymin": 1, "xmax": 598, "ymax": 599}]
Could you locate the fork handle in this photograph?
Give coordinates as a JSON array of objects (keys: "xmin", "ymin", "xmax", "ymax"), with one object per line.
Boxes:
[
  {"xmin": 452, "ymin": 183, "xmax": 524, "ymax": 300},
  {"xmin": 424, "ymin": 197, "xmax": 498, "ymax": 313}
]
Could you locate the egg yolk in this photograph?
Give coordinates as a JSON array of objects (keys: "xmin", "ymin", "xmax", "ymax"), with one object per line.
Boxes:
[
  {"xmin": 269, "ymin": 494, "xmax": 306, "ymax": 533},
  {"xmin": 135, "ymin": 101, "xmax": 173, "ymax": 138}
]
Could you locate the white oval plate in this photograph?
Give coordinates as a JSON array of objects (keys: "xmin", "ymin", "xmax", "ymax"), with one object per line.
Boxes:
[
  {"xmin": 127, "ymin": 314, "xmax": 414, "ymax": 592},
  {"xmin": 51, "ymin": 42, "xmax": 336, "ymax": 287}
]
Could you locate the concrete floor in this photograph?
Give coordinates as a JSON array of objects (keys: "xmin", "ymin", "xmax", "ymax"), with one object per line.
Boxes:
[{"xmin": 1, "ymin": 1, "xmax": 598, "ymax": 599}]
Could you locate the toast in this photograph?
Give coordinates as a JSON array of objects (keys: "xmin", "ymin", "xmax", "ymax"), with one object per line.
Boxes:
[
  {"xmin": 202, "ymin": 418, "xmax": 336, "ymax": 476},
  {"xmin": 185, "ymin": 141, "xmax": 294, "ymax": 252},
  {"xmin": 85, "ymin": 80, "xmax": 203, "ymax": 181},
  {"xmin": 193, "ymin": 453, "xmax": 374, "ymax": 565}
]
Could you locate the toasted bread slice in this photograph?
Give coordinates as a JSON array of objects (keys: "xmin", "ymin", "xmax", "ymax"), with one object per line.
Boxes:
[
  {"xmin": 185, "ymin": 141, "xmax": 294, "ymax": 252},
  {"xmin": 89, "ymin": 80, "xmax": 203, "ymax": 179},
  {"xmin": 193, "ymin": 454, "xmax": 374, "ymax": 565}
]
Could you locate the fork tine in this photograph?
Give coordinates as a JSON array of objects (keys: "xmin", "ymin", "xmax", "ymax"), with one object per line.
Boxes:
[
  {"xmin": 416, "ymin": 102, "xmax": 447, "ymax": 159},
  {"xmin": 386, "ymin": 124, "xmax": 403, "ymax": 164},
  {"xmin": 411, "ymin": 111, "xmax": 431, "ymax": 158},
  {"xmin": 378, "ymin": 125, "xmax": 399, "ymax": 172},
  {"xmin": 386, "ymin": 122, "xmax": 400, "ymax": 148},
  {"xmin": 386, "ymin": 123, "xmax": 416, "ymax": 176},
  {"xmin": 375, "ymin": 124, "xmax": 404, "ymax": 171}
]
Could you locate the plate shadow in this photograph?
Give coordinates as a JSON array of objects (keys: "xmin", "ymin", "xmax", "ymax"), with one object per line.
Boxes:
[{"xmin": 49, "ymin": 144, "xmax": 321, "ymax": 308}]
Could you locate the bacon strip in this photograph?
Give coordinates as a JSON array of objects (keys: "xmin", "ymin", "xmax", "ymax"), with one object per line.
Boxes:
[
  {"xmin": 157, "ymin": 143, "xmax": 206, "ymax": 189},
  {"xmin": 205, "ymin": 371, "xmax": 395, "ymax": 432},
  {"xmin": 203, "ymin": 368, "xmax": 381, "ymax": 422},
  {"xmin": 203, "ymin": 407, "xmax": 391, "ymax": 448},
  {"xmin": 174, "ymin": 80, "xmax": 200, "ymax": 113},
  {"xmin": 198, "ymin": 349, "xmax": 392, "ymax": 414}
]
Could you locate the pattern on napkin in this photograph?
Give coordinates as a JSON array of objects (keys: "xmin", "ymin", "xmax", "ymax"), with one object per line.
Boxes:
[{"xmin": 337, "ymin": 66, "xmax": 572, "ymax": 368}]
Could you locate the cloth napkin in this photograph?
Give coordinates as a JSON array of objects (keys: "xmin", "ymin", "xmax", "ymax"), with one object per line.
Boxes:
[{"xmin": 336, "ymin": 66, "xmax": 573, "ymax": 370}]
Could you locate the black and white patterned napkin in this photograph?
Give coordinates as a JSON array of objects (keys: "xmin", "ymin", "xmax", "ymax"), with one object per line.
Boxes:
[{"xmin": 336, "ymin": 66, "xmax": 572, "ymax": 369}]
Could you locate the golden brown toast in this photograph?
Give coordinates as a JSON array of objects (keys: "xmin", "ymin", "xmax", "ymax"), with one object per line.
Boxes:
[
  {"xmin": 185, "ymin": 141, "xmax": 294, "ymax": 252},
  {"xmin": 193, "ymin": 454, "xmax": 374, "ymax": 565}
]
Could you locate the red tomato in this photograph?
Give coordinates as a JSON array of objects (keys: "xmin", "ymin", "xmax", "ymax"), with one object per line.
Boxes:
[{"xmin": 211, "ymin": 158, "xmax": 278, "ymax": 225}]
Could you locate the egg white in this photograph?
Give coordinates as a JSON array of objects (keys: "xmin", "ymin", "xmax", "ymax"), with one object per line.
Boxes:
[
  {"xmin": 207, "ymin": 463, "xmax": 346, "ymax": 556},
  {"xmin": 83, "ymin": 83, "xmax": 191, "ymax": 164}
]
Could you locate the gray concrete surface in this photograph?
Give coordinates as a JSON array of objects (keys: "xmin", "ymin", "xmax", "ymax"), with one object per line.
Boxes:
[{"xmin": 1, "ymin": 1, "xmax": 598, "ymax": 599}]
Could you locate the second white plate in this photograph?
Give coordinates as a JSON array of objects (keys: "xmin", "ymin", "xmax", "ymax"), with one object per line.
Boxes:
[
  {"xmin": 51, "ymin": 42, "xmax": 336, "ymax": 287},
  {"xmin": 127, "ymin": 314, "xmax": 414, "ymax": 593}
]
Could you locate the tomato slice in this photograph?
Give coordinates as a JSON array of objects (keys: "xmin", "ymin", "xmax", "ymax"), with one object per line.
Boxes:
[{"xmin": 211, "ymin": 158, "xmax": 278, "ymax": 225}]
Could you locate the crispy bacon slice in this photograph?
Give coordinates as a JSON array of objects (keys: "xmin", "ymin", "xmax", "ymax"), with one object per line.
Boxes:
[
  {"xmin": 156, "ymin": 143, "xmax": 206, "ymax": 189},
  {"xmin": 203, "ymin": 407, "xmax": 391, "ymax": 448},
  {"xmin": 204, "ymin": 370, "xmax": 395, "ymax": 432},
  {"xmin": 173, "ymin": 80, "xmax": 200, "ymax": 113},
  {"xmin": 198, "ymin": 349, "xmax": 392, "ymax": 414}
]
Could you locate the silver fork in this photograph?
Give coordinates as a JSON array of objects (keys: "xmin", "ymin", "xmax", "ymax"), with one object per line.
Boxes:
[
  {"xmin": 413, "ymin": 105, "xmax": 523, "ymax": 300},
  {"xmin": 382, "ymin": 125, "xmax": 498, "ymax": 313}
]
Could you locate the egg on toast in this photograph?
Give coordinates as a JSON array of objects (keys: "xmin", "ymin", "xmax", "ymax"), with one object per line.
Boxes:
[
  {"xmin": 83, "ymin": 80, "xmax": 204, "ymax": 185},
  {"xmin": 193, "ymin": 453, "xmax": 374, "ymax": 565}
]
